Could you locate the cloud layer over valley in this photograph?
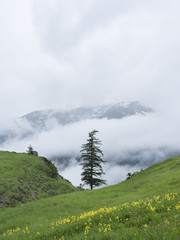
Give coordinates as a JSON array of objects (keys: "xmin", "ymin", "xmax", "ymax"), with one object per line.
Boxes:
[{"xmin": 1, "ymin": 109, "xmax": 180, "ymax": 187}]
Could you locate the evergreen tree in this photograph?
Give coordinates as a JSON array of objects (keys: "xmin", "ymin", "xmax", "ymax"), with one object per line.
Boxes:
[
  {"xmin": 27, "ymin": 144, "xmax": 34, "ymax": 154},
  {"xmin": 27, "ymin": 145, "xmax": 38, "ymax": 155},
  {"xmin": 80, "ymin": 130, "xmax": 106, "ymax": 189}
]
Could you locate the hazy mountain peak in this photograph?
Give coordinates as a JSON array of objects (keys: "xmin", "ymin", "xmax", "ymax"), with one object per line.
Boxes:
[{"xmin": 22, "ymin": 101, "xmax": 153, "ymax": 131}]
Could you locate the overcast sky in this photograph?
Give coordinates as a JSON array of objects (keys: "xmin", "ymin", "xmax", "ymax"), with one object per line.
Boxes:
[{"xmin": 1, "ymin": 0, "xmax": 180, "ymax": 118}]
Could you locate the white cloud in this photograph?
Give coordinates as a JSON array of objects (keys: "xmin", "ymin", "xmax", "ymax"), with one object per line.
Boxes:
[{"xmin": 0, "ymin": 0, "xmax": 180, "ymax": 116}]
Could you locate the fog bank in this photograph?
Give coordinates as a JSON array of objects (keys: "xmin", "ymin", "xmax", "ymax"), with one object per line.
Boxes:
[{"xmin": 0, "ymin": 111, "xmax": 179, "ymax": 187}]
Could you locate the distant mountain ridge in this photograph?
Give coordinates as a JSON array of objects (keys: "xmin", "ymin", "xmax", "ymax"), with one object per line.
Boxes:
[
  {"xmin": 22, "ymin": 101, "xmax": 153, "ymax": 131},
  {"xmin": 0, "ymin": 101, "xmax": 153, "ymax": 145}
]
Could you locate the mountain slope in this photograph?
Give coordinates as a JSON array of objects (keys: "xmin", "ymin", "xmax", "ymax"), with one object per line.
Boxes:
[
  {"xmin": 0, "ymin": 151, "xmax": 77, "ymax": 207},
  {"xmin": 0, "ymin": 155, "xmax": 179, "ymax": 239},
  {"xmin": 22, "ymin": 101, "xmax": 153, "ymax": 131}
]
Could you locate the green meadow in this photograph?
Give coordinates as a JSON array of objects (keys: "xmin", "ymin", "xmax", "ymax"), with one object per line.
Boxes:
[
  {"xmin": 0, "ymin": 151, "xmax": 77, "ymax": 207},
  {"xmin": 0, "ymin": 152, "xmax": 180, "ymax": 239}
]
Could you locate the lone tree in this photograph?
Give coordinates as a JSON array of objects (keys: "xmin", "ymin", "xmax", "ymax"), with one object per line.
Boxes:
[
  {"xmin": 80, "ymin": 130, "xmax": 106, "ymax": 189},
  {"xmin": 27, "ymin": 145, "xmax": 38, "ymax": 156}
]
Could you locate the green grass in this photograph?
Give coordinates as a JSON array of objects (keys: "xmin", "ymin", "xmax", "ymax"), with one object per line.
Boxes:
[
  {"xmin": 0, "ymin": 153, "xmax": 180, "ymax": 239},
  {"xmin": 0, "ymin": 151, "xmax": 77, "ymax": 207}
]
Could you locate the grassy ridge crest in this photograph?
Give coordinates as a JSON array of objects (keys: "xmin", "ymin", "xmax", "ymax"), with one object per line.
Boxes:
[{"xmin": 0, "ymin": 151, "xmax": 77, "ymax": 207}]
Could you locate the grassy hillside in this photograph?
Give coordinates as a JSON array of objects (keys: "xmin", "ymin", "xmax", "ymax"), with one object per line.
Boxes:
[
  {"xmin": 0, "ymin": 154, "xmax": 180, "ymax": 239},
  {"xmin": 0, "ymin": 151, "xmax": 77, "ymax": 207}
]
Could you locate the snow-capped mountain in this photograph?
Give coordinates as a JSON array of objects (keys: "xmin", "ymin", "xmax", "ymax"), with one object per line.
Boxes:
[{"xmin": 22, "ymin": 101, "xmax": 153, "ymax": 131}]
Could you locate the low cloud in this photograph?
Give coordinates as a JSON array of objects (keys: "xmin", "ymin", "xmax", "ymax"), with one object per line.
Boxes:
[{"xmin": 1, "ymin": 111, "xmax": 180, "ymax": 187}]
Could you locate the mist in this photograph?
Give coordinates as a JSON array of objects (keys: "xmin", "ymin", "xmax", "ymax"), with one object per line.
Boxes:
[{"xmin": 1, "ymin": 110, "xmax": 180, "ymax": 187}]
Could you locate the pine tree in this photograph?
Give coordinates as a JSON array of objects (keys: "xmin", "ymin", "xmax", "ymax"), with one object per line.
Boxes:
[
  {"xmin": 27, "ymin": 144, "xmax": 34, "ymax": 154},
  {"xmin": 27, "ymin": 145, "xmax": 38, "ymax": 155},
  {"xmin": 80, "ymin": 130, "xmax": 106, "ymax": 189}
]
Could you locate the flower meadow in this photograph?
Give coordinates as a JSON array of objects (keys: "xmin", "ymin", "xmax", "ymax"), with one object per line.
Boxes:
[{"xmin": 1, "ymin": 193, "xmax": 180, "ymax": 240}]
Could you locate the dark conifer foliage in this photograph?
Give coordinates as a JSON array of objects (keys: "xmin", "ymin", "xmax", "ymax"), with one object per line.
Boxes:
[
  {"xmin": 80, "ymin": 130, "xmax": 106, "ymax": 189},
  {"xmin": 27, "ymin": 145, "xmax": 38, "ymax": 155}
]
